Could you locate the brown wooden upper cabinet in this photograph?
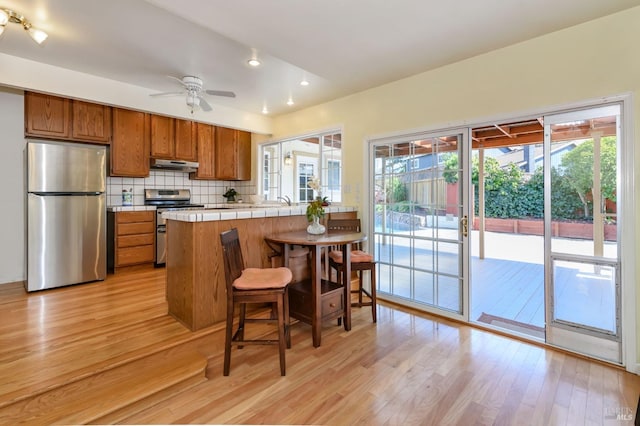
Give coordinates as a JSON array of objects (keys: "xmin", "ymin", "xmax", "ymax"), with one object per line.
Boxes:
[
  {"xmin": 150, "ymin": 115, "xmax": 197, "ymax": 162},
  {"xmin": 25, "ymin": 92, "xmax": 72, "ymax": 140},
  {"xmin": 215, "ymin": 127, "xmax": 251, "ymax": 181},
  {"xmin": 190, "ymin": 123, "xmax": 215, "ymax": 180},
  {"xmin": 110, "ymin": 108, "xmax": 150, "ymax": 177},
  {"xmin": 175, "ymin": 119, "xmax": 197, "ymax": 162},
  {"xmin": 71, "ymin": 100, "xmax": 111, "ymax": 143},
  {"xmin": 25, "ymin": 92, "xmax": 111, "ymax": 144},
  {"xmin": 150, "ymin": 115, "xmax": 174, "ymax": 158}
]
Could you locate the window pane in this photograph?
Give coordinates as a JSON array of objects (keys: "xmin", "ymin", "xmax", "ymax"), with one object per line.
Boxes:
[{"xmin": 259, "ymin": 131, "xmax": 342, "ymax": 203}]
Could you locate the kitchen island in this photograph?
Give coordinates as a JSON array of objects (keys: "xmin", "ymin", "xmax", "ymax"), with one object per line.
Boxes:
[{"xmin": 163, "ymin": 205, "xmax": 357, "ymax": 331}]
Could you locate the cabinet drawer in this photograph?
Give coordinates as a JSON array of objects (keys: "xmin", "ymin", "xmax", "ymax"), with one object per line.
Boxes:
[
  {"xmin": 118, "ymin": 222, "xmax": 155, "ymax": 236},
  {"xmin": 321, "ymin": 289, "xmax": 344, "ymax": 319},
  {"xmin": 117, "ymin": 234, "xmax": 154, "ymax": 248},
  {"xmin": 288, "ymin": 279, "xmax": 344, "ymax": 323},
  {"xmin": 117, "ymin": 211, "xmax": 155, "ymax": 224},
  {"xmin": 116, "ymin": 245, "xmax": 154, "ymax": 266}
]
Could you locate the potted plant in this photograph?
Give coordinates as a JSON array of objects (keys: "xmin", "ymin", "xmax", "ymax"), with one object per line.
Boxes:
[{"xmin": 223, "ymin": 188, "xmax": 237, "ymax": 203}]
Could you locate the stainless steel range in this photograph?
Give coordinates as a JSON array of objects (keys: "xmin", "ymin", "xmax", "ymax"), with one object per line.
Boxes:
[{"xmin": 145, "ymin": 189, "xmax": 204, "ymax": 266}]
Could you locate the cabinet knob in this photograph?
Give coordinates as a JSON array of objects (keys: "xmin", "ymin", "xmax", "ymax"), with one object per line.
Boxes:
[{"xmin": 330, "ymin": 303, "xmax": 336, "ymax": 308}]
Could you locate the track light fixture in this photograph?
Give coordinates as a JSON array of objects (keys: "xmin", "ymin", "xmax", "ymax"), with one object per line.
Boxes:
[{"xmin": 0, "ymin": 8, "xmax": 48, "ymax": 44}]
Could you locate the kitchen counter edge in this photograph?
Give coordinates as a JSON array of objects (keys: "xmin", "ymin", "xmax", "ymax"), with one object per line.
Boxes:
[
  {"xmin": 108, "ymin": 206, "xmax": 157, "ymax": 212},
  {"xmin": 163, "ymin": 205, "xmax": 357, "ymax": 222}
]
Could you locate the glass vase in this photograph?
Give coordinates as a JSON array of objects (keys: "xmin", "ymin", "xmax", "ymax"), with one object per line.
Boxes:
[{"xmin": 307, "ymin": 216, "xmax": 326, "ymax": 234}]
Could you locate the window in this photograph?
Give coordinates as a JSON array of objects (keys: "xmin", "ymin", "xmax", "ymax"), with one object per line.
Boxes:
[
  {"xmin": 327, "ymin": 160, "xmax": 341, "ymax": 192},
  {"xmin": 298, "ymin": 162, "xmax": 316, "ymax": 202},
  {"xmin": 262, "ymin": 151, "xmax": 270, "ymax": 200},
  {"xmin": 259, "ymin": 130, "xmax": 342, "ymax": 203}
]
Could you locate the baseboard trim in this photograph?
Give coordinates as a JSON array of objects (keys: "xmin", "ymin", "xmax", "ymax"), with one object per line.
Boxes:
[{"xmin": 0, "ymin": 280, "xmax": 25, "ymax": 288}]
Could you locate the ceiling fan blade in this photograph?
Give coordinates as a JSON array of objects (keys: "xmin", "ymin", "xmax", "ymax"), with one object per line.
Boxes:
[
  {"xmin": 150, "ymin": 91, "xmax": 185, "ymax": 97},
  {"xmin": 205, "ymin": 90, "xmax": 236, "ymax": 98},
  {"xmin": 199, "ymin": 97, "xmax": 212, "ymax": 112},
  {"xmin": 167, "ymin": 75, "xmax": 187, "ymax": 87}
]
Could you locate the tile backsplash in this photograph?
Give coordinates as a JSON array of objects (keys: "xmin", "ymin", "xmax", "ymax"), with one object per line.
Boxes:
[{"xmin": 107, "ymin": 170, "xmax": 256, "ymax": 206}]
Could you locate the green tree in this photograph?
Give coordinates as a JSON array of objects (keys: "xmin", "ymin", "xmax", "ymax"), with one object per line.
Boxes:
[
  {"xmin": 443, "ymin": 154, "xmax": 508, "ymax": 188},
  {"xmin": 389, "ymin": 176, "xmax": 408, "ymax": 203},
  {"xmin": 442, "ymin": 153, "xmax": 459, "ymax": 184},
  {"xmin": 560, "ymin": 137, "xmax": 617, "ymax": 218}
]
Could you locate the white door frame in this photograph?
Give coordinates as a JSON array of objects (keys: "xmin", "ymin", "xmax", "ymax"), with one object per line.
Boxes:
[
  {"xmin": 364, "ymin": 93, "xmax": 636, "ymax": 373},
  {"xmin": 367, "ymin": 127, "xmax": 471, "ymax": 323}
]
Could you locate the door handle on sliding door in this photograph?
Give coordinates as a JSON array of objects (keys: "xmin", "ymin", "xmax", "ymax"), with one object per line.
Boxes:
[{"xmin": 460, "ymin": 215, "xmax": 468, "ymax": 237}]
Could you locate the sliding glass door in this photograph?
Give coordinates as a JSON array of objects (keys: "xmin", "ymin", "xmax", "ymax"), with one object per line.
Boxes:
[
  {"xmin": 371, "ymin": 129, "xmax": 470, "ymax": 318},
  {"xmin": 367, "ymin": 100, "xmax": 631, "ymax": 367},
  {"xmin": 544, "ymin": 104, "xmax": 622, "ymax": 363}
]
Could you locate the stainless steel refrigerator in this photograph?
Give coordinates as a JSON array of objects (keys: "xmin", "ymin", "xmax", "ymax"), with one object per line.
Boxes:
[{"xmin": 26, "ymin": 141, "xmax": 107, "ymax": 292}]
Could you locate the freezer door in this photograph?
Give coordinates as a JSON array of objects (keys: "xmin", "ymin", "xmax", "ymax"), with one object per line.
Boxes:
[
  {"xmin": 27, "ymin": 193, "xmax": 106, "ymax": 291},
  {"xmin": 27, "ymin": 141, "xmax": 106, "ymax": 193}
]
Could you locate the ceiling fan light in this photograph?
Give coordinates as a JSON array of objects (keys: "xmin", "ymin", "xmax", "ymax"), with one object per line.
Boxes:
[
  {"xmin": 27, "ymin": 26, "xmax": 48, "ymax": 44},
  {"xmin": 186, "ymin": 93, "xmax": 200, "ymax": 108},
  {"xmin": 0, "ymin": 10, "xmax": 9, "ymax": 26},
  {"xmin": 287, "ymin": 98, "xmax": 294, "ymax": 106}
]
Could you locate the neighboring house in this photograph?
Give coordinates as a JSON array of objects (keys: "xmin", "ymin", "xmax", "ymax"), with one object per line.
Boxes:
[{"xmin": 488, "ymin": 142, "xmax": 579, "ymax": 173}]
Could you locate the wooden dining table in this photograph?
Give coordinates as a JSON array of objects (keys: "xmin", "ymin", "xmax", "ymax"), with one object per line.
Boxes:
[{"xmin": 264, "ymin": 229, "xmax": 366, "ymax": 347}]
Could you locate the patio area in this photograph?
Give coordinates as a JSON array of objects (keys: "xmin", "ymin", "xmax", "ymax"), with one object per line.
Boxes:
[{"xmin": 375, "ymin": 228, "xmax": 618, "ymax": 340}]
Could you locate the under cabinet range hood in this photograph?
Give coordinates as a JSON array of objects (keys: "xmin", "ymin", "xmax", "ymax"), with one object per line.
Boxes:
[{"xmin": 150, "ymin": 158, "xmax": 199, "ymax": 172}]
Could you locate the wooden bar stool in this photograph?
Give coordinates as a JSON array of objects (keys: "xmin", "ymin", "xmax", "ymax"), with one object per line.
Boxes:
[
  {"xmin": 220, "ymin": 228, "xmax": 292, "ymax": 376},
  {"xmin": 327, "ymin": 219, "xmax": 377, "ymax": 323}
]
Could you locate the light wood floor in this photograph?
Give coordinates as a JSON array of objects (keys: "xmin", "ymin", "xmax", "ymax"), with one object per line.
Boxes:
[{"xmin": 0, "ymin": 268, "xmax": 638, "ymax": 425}]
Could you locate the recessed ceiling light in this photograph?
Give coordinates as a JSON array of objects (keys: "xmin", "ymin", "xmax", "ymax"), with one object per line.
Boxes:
[
  {"xmin": 247, "ymin": 58, "xmax": 261, "ymax": 67},
  {"xmin": 300, "ymin": 79, "xmax": 309, "ymax": 86},
  {"xmin": 287, "ymin": 98, "xmax": 294, "ymax": 106}
]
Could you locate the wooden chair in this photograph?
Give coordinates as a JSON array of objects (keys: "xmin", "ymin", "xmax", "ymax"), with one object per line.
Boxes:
[
  {"xmin": 220, "ymin": 228, "xmax": 292, "ymax": 376},
  {"xmin": 327, "ymin": 219, "xmax": 377, "ymax": 322}
]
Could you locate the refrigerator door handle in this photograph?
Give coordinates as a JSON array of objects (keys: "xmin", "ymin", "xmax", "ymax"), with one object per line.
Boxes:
[{"xmin": 30, "ymin": 192, "xmax": 103, "ymax": 196}]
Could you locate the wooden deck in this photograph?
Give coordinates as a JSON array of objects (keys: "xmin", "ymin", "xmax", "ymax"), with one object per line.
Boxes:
[
  {"xmin": 0, "ymin": 267, "xmax": 638, "ymax": 424},
  {"xmin": 376, "ymin": 230, "xmax": 616, "ymax": 339}
]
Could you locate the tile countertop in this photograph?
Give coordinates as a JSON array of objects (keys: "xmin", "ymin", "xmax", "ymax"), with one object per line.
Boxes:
[
  {"xmin": 107, "ymin": 205, "xmax": 157, "ymax": 212},
  {"xmin": 162, "ymin": 205, "xmax": 357, "ymax": 222}
]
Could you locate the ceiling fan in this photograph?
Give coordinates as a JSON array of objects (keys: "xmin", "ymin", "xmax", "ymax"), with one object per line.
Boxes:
[{"xmin": 150, "ymin": 76, "xmax": 236, "ymax": 113}]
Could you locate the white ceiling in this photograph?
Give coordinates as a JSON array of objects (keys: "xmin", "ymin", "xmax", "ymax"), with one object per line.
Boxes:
[{"xmin": 1, "ymin": 0, "xmax": 639, "ymax": 117}]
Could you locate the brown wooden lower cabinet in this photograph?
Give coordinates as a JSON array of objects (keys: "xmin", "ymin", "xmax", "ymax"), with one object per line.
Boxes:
[
  {"xmin": 108, "ymin": 211, "xmax": 156, "ymax": 272},
  {"xmin": 288, "ymin": 279, "xmax": 344, "ymax": 324},
  {"xmin": 165, "ymin": 215, "xmax": 309, "ymax": 330}
]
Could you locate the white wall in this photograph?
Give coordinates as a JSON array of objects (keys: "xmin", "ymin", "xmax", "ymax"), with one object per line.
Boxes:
[{"xmin": 0, "ymin": 87, "xmax": 26, "ymax": 284}]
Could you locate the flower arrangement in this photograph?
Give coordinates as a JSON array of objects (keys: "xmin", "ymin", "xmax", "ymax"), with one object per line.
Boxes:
[
  {"xmin": 306, "ymin": 176, "xmax": 326, "ymax": 221},
  {"xmin": 308, "ymin": 176, "xmax": 321, "ymax": 193},
  {"xmin": 306, "ymin": 175, "xmax": 330, "ymax": 207},
  {"xmin": 306, "ymin": 198, "xmax": 325, "ymax": 222}
]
